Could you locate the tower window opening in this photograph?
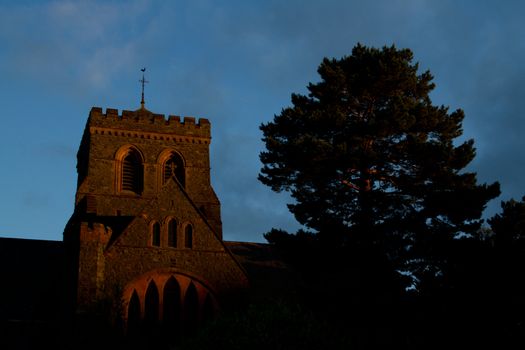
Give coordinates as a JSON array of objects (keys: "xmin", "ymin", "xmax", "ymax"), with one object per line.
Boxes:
[
  {"xmin": 121, "ymin": 149, "xmax": 143, "ymax": 194},
  {"xmin": 163, "ymin": 153, "xmax": 185, "ymax": 187}
]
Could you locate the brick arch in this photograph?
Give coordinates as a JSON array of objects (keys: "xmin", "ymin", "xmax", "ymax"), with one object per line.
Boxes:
[
  {"xmin": 156, "ymin": 148, "xmax": 186, "ymax": 168},
  {"xmin": 114, "ymin": 144, "xmax": 146, "ymax": 162},
  {"xmin": 121, "ymin": 270, "xmax": 218, "ymax": 329}
]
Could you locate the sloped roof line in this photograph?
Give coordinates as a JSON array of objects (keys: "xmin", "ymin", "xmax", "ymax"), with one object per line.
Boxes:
[{"xmin": 102, "ymin": 179, "xmax": 250, "ymax": 281}]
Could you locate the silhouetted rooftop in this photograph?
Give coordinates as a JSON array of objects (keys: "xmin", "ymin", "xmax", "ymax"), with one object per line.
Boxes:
[
  {"xmin": 224, "ymin": 241, "xmax": 297, "ymax": 300},
  {"xmin": 0, "ymin": 237, "xmax": 65, "ymax": 321},
  {"xmin": 0, "ymin": 237, "xmax": 293, "ymax": 323}
]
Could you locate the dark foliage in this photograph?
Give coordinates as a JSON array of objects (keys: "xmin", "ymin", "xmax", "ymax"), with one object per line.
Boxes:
[
  {"xmin": 489, "ymin": 196, "xmax": 525, "ymax": 248},
  {"xmin": 488, "ymin": 197, "xmax": 525, "ymax": 338},
  {"xmin": 179, "ymin": 298, "xmax": 353, "ymax": 350},
  {"xmin": 251, "ymin": 44, "xmax": 525, "ymax": 348},
  {"xmin": 259, "ymin": 43, "xmax": 500, "ymax": 285}
]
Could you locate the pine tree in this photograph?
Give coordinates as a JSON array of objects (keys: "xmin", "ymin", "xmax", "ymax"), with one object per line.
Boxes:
[{"xmin": 259, "ymin": 44, "xmax": 500, "ymax": 278}]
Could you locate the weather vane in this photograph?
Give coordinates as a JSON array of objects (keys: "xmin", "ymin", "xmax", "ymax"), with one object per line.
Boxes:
[{"xmin": 139, "ymin": 67, "xmax": 148, "ymax": 109}]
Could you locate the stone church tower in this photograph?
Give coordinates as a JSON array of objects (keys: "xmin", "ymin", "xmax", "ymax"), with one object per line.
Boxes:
[{"xmin": 63, "ymin": 104, "xmax": 249, "ymax": 330}]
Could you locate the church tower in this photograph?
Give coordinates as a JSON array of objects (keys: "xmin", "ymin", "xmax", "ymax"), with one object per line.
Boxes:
[{"xmin": 63, "ymin": 103, "xmax": 248, "ymax": 330}]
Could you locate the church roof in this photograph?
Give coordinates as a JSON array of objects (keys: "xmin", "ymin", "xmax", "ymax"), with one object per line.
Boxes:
[
  {"xmin": 0, "ymin": 237, "xmax": 65, "ymax": 321},
  {"xmin": 224, "ymin": 241, "xmax": 298, "ymax": 300}
]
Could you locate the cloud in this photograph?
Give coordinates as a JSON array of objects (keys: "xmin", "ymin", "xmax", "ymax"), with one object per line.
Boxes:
[
  {"xmin": 0, "ymin": 0, "xmax": 159, "ymax": 94},
  {"xmin": 3, "ymin": 0, "xmax": 525, "ymax": 242},
  {"xmin": 210, "ymin": 129, "xmax": 303, "ymax": 242}
]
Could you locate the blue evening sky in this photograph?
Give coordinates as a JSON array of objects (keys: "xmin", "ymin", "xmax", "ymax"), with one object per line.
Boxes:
[{"xmin": 1, "ymin": 0, "xmax": 524, "ymax": 242}]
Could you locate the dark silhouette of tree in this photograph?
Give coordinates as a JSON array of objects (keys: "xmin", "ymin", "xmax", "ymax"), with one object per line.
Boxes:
[
  {"xmin": 487, "ymin": 197, "xmax": 525, "ymax": 340},
  {"xmin": 259, "ymin": 44, "xmax": 500, "ymax": 283},
  {"xmin": 489, "ymin": 196, "xmax": 525, "ymax": 248}
]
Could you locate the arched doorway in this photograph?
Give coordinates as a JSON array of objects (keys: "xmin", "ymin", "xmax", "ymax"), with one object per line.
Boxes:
[
  {"xmin": 163, "ymin": 276, "xmax": 182, "ymax": 339},
  {"xmin": 127, "ymin": 290, "xmax": 141, "ymax": 334},
  {"xmin": 144, "ymin": 281, "xmax": 159, "ymax": 326},
  {"xmin": 184, "ymin": 282, "xmax": 199, "ymax": 332}
]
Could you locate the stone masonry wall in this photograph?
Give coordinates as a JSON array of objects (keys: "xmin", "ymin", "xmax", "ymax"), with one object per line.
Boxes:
[
  {"xmin": 76, "ymin": 107, "xmax": 222, "ymax": 236},
  {"xmin": 65, "ymin": 106, "xmax": 248, "ymax": 318}
]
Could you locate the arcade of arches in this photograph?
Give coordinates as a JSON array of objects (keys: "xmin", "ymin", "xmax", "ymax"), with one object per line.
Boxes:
[{"xmin": 123, "ymin": 271, "xmax": 217, "ymax": 330}]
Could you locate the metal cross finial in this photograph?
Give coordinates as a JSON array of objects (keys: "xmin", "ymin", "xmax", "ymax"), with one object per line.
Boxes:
[{"xmin": 139, "ymin": 67, "xmax": 148, "ymax": 109}]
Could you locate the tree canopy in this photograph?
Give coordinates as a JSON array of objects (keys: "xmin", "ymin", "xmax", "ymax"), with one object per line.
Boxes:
[
  {"xmin": 259, "ymin": 44, "xmax": 500, "ymax": 273},
  {"xmin": 489, "ymin": 196, "xmax": 525, "ymax": 248}
]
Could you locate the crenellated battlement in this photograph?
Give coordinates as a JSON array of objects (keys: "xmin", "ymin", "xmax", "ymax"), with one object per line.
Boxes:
[{"xmin": 88, "ymin": 106, "xmax": 211, "ymax": 139}]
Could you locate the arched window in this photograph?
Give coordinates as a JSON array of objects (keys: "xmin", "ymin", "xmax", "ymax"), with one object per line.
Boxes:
[
  {"xmin": 163, "ymin": 152, "xmax": 185, "ymax": 187},
  {"xmin": 151, "ymin": 222, "xmax": 161, "ymax": 247},
  {"xmin": 168, "ymin": 219, "xmax": 177, "ymax": 248},
  {"xmin": 184, "ymin": 224, "xmax": 193, "ymax": 249},
  {"xmin": 121, "ymin": 148, "xmax": 143, "ymax": 194},
  {"xmin": 127, "ymin": 290, "xmax": 141, "ymax": 332},
  {"xmin": 184, "ymin": 282, "xmax": 199, "ymax": 330}
]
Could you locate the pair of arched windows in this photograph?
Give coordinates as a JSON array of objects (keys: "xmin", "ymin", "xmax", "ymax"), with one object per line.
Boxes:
[
  {"xmin": 119, "ymin": 148, "xmax": 185, "ymax": 195},
  {"xmin": 151, "ymin": 220, "xmax": 193, "ymax": 249}
]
